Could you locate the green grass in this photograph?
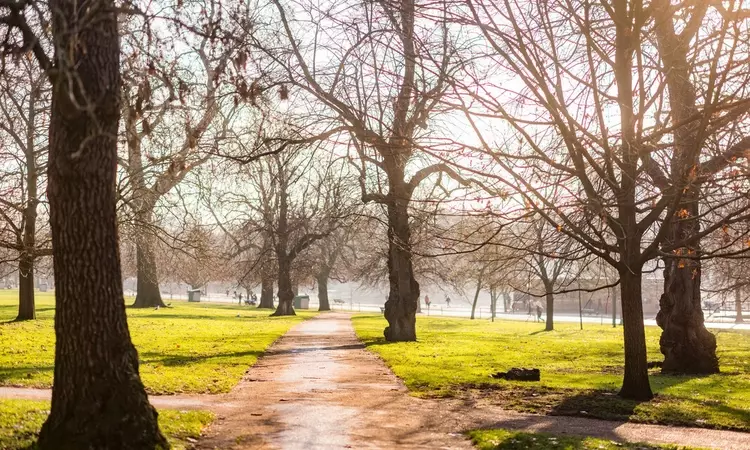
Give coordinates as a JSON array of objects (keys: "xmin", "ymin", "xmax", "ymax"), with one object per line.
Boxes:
[
  {"xmin": 0, "ymin": 290, "xmax": 314, "ymax": 394},
  {"xmin": 0, "ymin": 399, "xmax": 213, "ymax": 449},
  {"xmin": 468, "ymin": 429, "xmax": 700, "ymax": 450},
  {"xmin": 352, "ymin": 315, "xmax": 750, "ymax": 431}
]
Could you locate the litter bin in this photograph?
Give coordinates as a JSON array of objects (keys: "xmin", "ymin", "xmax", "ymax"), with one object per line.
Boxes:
[
  {"xmin": 188, "ymin": 289, "xmax": 202, "ymax": 302},
  {"xmin": 293, "ymin": 295, "xmax": 310, "ymax": 309},
  {"xmin": 39, "ymin": 283, "xmax": 48, "ymax": 292}
]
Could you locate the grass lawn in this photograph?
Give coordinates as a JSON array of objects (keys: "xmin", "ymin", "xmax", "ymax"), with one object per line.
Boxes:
[
  {"xmin": 468, "ymin": 429, "xmax": 700, "ymax": 450},
  {"xmin": 352, "ymin": 315, "xmax": 750, "ymax": 431},
  {"xmin": 0, "ymin": 399, "xmax": 212, "ymax": 449},
  {"xmin": 0, "ymin": 290, "xmax": 314, "ymax": 394}
]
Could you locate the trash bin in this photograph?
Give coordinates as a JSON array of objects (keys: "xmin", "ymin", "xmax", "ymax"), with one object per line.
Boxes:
[
  {"xmin": 39, "ymin": 283, "xmax": 48, "ymax": 292},
  {"xmin": 293, "ymin": 295, "xmax": 310, "ymax": 309},
  {"xmin": 188, "ymin": 289, "xmax": 202, "ymax": 302}
]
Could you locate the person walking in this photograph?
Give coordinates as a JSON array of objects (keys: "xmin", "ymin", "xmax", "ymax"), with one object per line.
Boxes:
[
  {"xmin": 536, "ymin": 304, "xmax": 544, "ymax": 322},
  {"xmin": 445, "ymin": 296, "xmax": 451, "ymax": 307}
]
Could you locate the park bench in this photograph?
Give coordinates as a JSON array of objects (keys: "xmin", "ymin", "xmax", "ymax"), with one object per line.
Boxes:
[
  {"xmin": 582, "ymin": 308, "xmax": 597, "ymax": 315},
  {"xmin": 332, "ymin": 299, "xmax": 345, "ymax": 305}
]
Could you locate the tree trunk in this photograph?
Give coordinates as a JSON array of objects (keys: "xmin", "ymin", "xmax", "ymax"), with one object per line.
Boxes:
[
  {"xmin": 271, "ymin": 257, "xmax": 295, "ymax": 316},
  {"xmin": 16, "ymin": 81, "xmax": 40, "ymax": 322},
  {"xmin": 317, "ymin": 273, "xmax": 330, "ymax": 311},
  {"xmin": 383, "ymin": 185, "xmax": 419, "ymax": 341},
  {"xmin": 656, "ymin": 248, "xmax": 718, "ymax": 374},
  {"xmin": 470, "ymin": 274, "xmax": 483, "ymax": 320},
  {"xmin": 17, "ymin": 253, "xmax": 36, "ymax": 321},
  {"xmin": 490, "ymin": 289, "xmax": 497, "ymax": 322},
  {"xmin": 544, "ymin": 289, "xmax": 554, "ymax": 331},
  {"xmin": 618, "ymin": 268, "xmax": 654, "ymax": 400},
  {"xmin": 259, "ymin": 271, "xmax": 274, "ymax": 309},
  {"xmin": 503, "ymin": 292, "xmax": 510, "ymax": 312},
  {"xmin": 736, "ymin": 288, "xmax": 744, "ymax": 324},
  {"xmin": 131, "ymin": 215, "xmax": 165, "ymax": 308},
  {"xmin": 651, "ymin": 0, "xmax": 718, "ymax": 375},
  {"xmin": 37, "ymin": 1, "xmax": 167, "ymax": 446}
]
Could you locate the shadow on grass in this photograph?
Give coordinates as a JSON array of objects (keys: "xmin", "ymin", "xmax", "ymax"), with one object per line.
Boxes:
[
  {"xmin": 138, "ymin": 349, "xmax": 265, "ymax": 367},
  {"xmin": 0, "ymin": 365, "xmax": 54, "ymax": 384}
]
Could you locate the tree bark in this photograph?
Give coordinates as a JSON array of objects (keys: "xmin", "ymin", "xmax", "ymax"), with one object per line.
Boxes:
[
  {"xmin": 131, "ymin": 214, "xmax": 165, "ymax": 308},
  {"xmin": 271, "ymin": 257, "xmax": 295, "ymax": 316},
  {"xmin": 736, "ymin": 288, "xmax": 744, "ymax": 324},
  {"xmin": 503, "ymin": 292, "xmax": 511, "ymax": 312},
  {"xmin": 16, "ymin": 81, "xmax": 40, "ymax": 322},
  {"xmin": 317, "ymin": 273, "xmax": 330, "ymax": 311},
  {"xmin": 37, "ymin": 1, "xmax": 167, "ymax": 446},
  {"xmin": 383, "ymin": 183, "xmax": 419, "ymax": 341},
  {"xmin": 651, "ymin": 0, "xmax": 718, "ymax": 375},
  {"xmin": 259, "ymin": 271, "xmax": 275, "ymax": 309},
  {"xmin": 618, "ymin": 268, "xmax": 654, "ymax": 400},
  {"xmin": 17, "ymin": 253, "xmax": 36, "ymax": 321},
  {"xmin": 656, "ymin": 246, "xmax": 718, "ymax": 374},
  {"xmin": 544, "ymin": 289, "xmax": 554, "ymax": 331}
]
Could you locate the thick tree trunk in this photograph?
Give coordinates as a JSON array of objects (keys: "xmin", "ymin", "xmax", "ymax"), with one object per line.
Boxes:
[
  {"xmin": 618, "ymin": 268, "xmax": 654, "ymax": 400},
  {"xmin": 736, "ymin": 289, "xmax": 744, "ymax": 324},
  {"xmin": 383, "ymin": 188, "xmax": 419, "ymax": 341},
  {"xmin": 652, "ymin": 0, "xmax": 718, "ymax": 375},
  {"xmin": 131, "ymin": 217, "xmax": 165, "ymax": 308},
  {"xmin": 545, "ymin": 290, "xmax": 554, "ymax": 331},
  {"xmin": 259, "ymin": 272, "xmax": 274, "ymax": 309},
  {"xmin": 271, "ymin": 258, "xmax": 295, "ymax": 316},
  {"xmin": 656, "ymin": 248, "xmax": 718, "ymax": 374},
  {"xmin": 38, "ymin": 2, "xmax": 167, "ymax": 446},
  {"xmin": 16, "ymin": 254, "xmax": 36, "ymax": 321},
  {"xmin": 317, "ymin": 273, "xmax": 330, "ymax": 311}
]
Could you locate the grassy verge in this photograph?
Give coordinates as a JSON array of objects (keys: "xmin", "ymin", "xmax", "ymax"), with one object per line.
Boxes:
[
  {"xmin": 352, "ymin": 315, "xmax": 750, "ymax": 431},
  {"xmin": 0, "ymin": 399, "xmax": 213, "ymax": 449},
  {"xmin": 468, "ymin": 429, "xmax": 700, "ymax": 450},
  {"xmin": 0, "ymin": 291, "xmax": 314, "ymax": 394}
]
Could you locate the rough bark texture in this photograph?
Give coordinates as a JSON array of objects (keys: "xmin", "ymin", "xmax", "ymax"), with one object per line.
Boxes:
[
  {"xmin": 16, "ymin": 254, "xmax": 36, "ymax": 321},
  {"xmin": 618, "ymin": 269, "xmax": 654, "ymax": 400},
  {"xmin": 37, "ymin": 0, "xmax": 167, "ymax": 447},
  {"xmin": 657, "ymin": 250, "xmax": 718, "ymax": 374},
  {"xmin": 317, "ymin": 273, "xmax": 330, "ymax": 311},
  {"xmin": 383, "ymin": 183, "xmax": 419, "ymax": 341},
  {"xmin": 652, "ymin": 0, "xmax": 718, "ymax": 375},
  {"xmin": 259, "ymin": 272, "xmax": 275, "ymax": 309}
]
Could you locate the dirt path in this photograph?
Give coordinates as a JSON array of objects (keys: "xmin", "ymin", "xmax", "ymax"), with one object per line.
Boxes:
[
  {"xmin": 2, "ymin": 313, "xmax": 748, "ymax": 449},
  {"xmin": 195, "ymin": 313, "xmax": 750, "ymax": 450}
]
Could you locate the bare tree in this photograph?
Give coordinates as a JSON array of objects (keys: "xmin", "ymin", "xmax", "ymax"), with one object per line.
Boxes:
[
  {"xmin": 457, "ymin": 0, "xmax": 750, "ymax": 399},
  {"xmin": 1, "ymin": 0, "xmax": 168, "ymax": 445},
  {"xmin": 119, "ymin": 0, "xmax": 249, "ymax": 308},
  {"xmin": 0, "ymin": 55, "xmax": 51, "ymax": 320},
  {"xmin": 262, "ymin": 0, "xmax": 473, "ymax": 340}
]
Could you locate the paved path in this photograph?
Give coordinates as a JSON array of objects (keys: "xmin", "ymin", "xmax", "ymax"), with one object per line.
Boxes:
[
  {"xmin": 2, "ymin": 313, "xmax": 749, "ymax": 449},
  {"xmin": 195, "ymin": 313, "xmax": 750, "ymax": 450}
]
